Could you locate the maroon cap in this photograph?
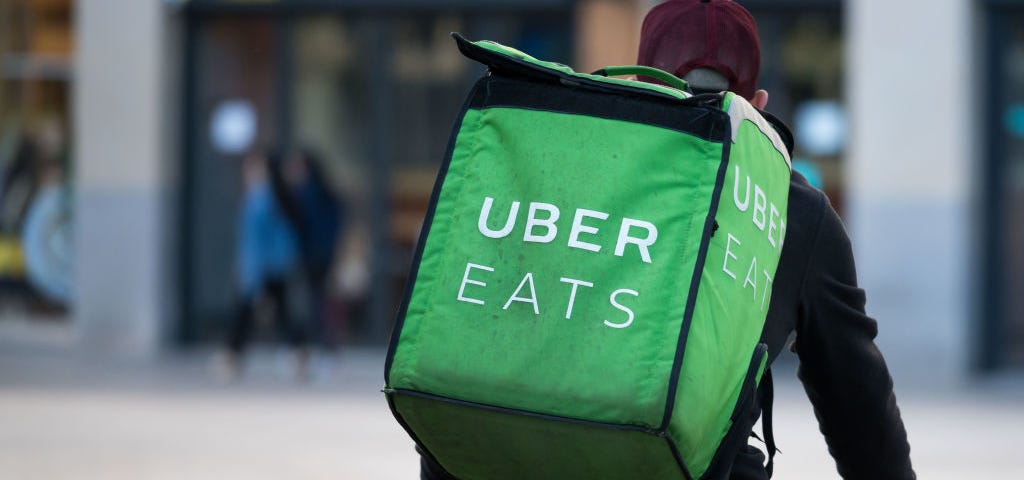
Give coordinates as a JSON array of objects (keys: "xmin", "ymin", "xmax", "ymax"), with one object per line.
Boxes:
[{"xmin": 638, "ymin": 0, "xmax": 760, "ymax": 99}]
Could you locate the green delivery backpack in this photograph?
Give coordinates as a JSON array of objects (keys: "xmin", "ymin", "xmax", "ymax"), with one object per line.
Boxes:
[{"xmin": 385, "ymin": 34, "xmax": 793, "ymax": 480}]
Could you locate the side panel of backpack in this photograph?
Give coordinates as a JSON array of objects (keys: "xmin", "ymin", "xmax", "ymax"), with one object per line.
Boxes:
[{"xmin": 667, "ymin": 94, "xmax": 793, "ymax": 478}]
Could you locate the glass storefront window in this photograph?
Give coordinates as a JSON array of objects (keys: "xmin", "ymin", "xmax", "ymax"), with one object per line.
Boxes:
[
  {"xmin": 0, "ymin": 0, "xmax": 74, "ymax": 316},
  {"xmin": 987, "ymin": 9, "xmax": 1024, "ymax": 369},
  {"xmin": 747, "ymin": 6, "xmax": 844, "ymax": 211},
  {"xmin": 181, "ymin": 8, "xmax": 573, "ymax": 344},
  {"xmin": 183, "ymin": 16, "xmax": 283, "ymax": 342}
]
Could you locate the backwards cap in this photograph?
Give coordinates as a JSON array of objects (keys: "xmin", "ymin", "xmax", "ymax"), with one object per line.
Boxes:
[{"xmin": 637, "ymin": 0, "xmax": 760, "ymax": 99}]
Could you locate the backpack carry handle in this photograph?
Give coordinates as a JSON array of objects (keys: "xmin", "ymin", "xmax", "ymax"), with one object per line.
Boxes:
[{"xmin": 592, "ymin": 65, "xmax": 690, "ymax": 92}]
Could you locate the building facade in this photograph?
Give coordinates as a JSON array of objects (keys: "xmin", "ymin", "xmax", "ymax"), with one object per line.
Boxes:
[{"xmin": 16, "ymin": 0, "xmax": 1017, "ymax": 382}]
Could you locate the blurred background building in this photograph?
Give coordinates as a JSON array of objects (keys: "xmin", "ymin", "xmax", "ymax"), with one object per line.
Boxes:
[{"xmin": 0, "ymin": 0, "xmax": 1021, "ymax": 385}]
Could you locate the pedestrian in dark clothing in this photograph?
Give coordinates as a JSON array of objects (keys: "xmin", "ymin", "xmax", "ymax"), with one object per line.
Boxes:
[
  {"xmin": 421, "ymin": 0, "xmax": 915, "ymax": 478},
  {"xmin": 283, "ymin": 149, "xmax": 344, "ymax": 353}
]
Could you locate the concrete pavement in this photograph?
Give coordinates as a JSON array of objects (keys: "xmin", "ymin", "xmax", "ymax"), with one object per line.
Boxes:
[{"xmin": 1, "ymin": 340, "xmax": 1022, "ymax": 479}]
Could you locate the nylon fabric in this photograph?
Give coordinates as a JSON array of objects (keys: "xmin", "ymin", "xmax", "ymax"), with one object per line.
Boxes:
[{"xmin": 389, "ymin": 106, "xmax": 722, "ymax": 427}]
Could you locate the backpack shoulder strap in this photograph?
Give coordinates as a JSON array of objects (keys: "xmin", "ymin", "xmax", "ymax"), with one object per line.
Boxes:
[{"xmin": 759, "ymin": 366, "xmax": 778, "ymax": 477}]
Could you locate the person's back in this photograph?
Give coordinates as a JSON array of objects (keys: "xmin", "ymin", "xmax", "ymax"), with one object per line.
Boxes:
[{"xmin": 637, "ymin": 1, "xmax": 914, "ymax": 478}]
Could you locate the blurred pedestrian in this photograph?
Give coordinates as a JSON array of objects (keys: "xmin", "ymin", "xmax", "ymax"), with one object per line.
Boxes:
[
  {"xmin": 282, "ymin": 148, "xmax": 345, "ymax": 378},
  {"xmin": 219, "ymin": 150, "xmax": 309, "ymax": 380}
]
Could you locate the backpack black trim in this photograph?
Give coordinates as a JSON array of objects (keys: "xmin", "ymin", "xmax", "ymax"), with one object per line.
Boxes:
[{"xmin": 659, "ymin": 130, "xmax": 733, "ymax": 431}]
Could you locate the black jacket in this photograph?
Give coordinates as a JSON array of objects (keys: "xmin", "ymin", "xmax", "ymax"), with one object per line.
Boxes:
[{"xmin": 728, "ymin": 169, "xmax": 915, "ymax": 480}]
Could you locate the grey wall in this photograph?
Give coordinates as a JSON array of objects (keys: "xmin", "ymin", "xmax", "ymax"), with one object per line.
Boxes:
[
  {"xmin": 73, "ymin": 0, "xmax": 181, "ymax": 355},
  {"xmin": 846, "ymin": 0, "xmax": 977, "ymax": 386}
]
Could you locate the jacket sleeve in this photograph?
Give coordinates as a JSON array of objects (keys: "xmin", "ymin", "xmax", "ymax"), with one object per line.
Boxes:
[{"xmin": 793, "ymin": 199, "xmax": 916, "ymax": 480}]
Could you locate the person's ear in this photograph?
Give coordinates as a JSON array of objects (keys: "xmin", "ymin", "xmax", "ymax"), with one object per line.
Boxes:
[{"xmin": 751, "ymin": 89, "xmax": 769, "ymax": 110}]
